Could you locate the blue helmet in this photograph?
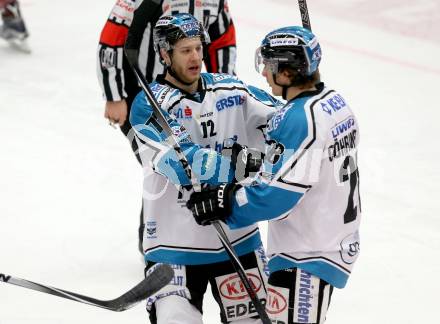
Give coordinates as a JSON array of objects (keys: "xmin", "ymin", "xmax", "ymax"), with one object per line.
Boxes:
[
  {"xmin": 153, "ymin": 13, "xmax": 210, "ymax": 54},
  {"xmin": 255, "ymin": 26, "xmax": 321, "ymax": 76}
]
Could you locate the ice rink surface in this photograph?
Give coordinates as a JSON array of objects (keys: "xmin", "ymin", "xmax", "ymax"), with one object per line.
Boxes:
[{"xmin": 1, "ymin": 0, "xmax": 439, "ymax": 323}]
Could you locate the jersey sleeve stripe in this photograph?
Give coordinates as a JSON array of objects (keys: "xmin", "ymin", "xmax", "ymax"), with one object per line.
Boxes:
[
  {"xmin": 276, "ymin": 90, "xmax": 335, "ymax": 185},
  {"xmin": 207, "ymin": 22, "xmax": 236, "ymax": 73}
]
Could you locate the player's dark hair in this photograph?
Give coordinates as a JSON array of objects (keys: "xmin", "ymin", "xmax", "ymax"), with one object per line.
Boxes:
[{"xmin": 280, "ymin": 65, "xmax": 320, "ymax": 89}]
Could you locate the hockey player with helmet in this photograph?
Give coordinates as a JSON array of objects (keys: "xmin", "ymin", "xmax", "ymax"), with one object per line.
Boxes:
[
  {"xmin": 130, "ymin": 13, "xmax": 282, "ymax": 324},
  {"xmin": 96, "ymin": 0, "xmax": 238, "ymax": 252},
  {"xmin": 97, "ymin": 0, "xmax": 237, "ymax": 132},
  {"xmin": 187, "ymin": 26, "xmax": 362, "ymax": 323},
  {"xmin": 0, "ymin": 0, "xmax": 30, "ymax": 52}
]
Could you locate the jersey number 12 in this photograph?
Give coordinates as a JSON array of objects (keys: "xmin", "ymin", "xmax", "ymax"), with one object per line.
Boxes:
[{"xmin": 201, "ymin": 120, "xmax": 217, "ymax": 138}]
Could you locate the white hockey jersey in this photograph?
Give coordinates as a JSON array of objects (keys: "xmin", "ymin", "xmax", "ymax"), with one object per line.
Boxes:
[
  {"xmin": 226, "ymin": 83, "xmax": 361, "ymax": 288},
  {"xmin": 130, "ymin": 73, "xmax": 280, "ymax": 265}
]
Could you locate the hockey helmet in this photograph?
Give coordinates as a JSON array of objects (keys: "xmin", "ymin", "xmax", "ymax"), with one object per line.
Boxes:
[
  {"xmin": 153, "ymin": 13, "xmax": 210, "ymax": 55},
  {"xmin": 255, "ymin": 26, "xmax": 321, "ymax": 76}
]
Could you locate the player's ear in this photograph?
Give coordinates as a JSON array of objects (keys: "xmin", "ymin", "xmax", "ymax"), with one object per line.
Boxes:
[
  {"xmin": 160, "ymin": 48, "xmax": 171, "ymax": 66},
  {"xmin": 281, "ymin": 68, "xmax": 293, "ymax": 80},
  {"xmin": 279, "ymin": 68, "xmax": 293, "ymax": 85}
]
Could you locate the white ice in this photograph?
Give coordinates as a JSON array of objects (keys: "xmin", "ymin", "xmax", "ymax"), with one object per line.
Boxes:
[{"xmin": 1, "ymin": 0, "xmax": 439, "ymax": 323}]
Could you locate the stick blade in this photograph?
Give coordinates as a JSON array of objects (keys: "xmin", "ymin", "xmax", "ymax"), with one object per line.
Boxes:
[{"xmin": 110, "ymin": 264, "xmax": 174, "ymax": 311}]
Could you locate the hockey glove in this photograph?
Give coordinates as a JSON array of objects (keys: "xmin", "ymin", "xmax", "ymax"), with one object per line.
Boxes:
[
  {"xmin": 223, "ymin": 142, "xmax": 264, "ymax": 182},
  {"xmin": 186, "ymin": 184, "xmax": 239, "ymax": 226}
]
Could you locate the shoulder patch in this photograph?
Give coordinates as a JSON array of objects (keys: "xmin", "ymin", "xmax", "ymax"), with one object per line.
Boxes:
[
  {"xmin": 205, "ymin": 73, "xmax": 243, "ymax": 87},
  {"xmin": 151, "ymin": 84, "xmax": 179, "ymax": 106},
  {"xmin": 212, "ymin": 73, "xmax": 231, "ymax": 82},
  {"xmin": 268, "ymin": 105, "xmax": 291, "ymax": 132}
]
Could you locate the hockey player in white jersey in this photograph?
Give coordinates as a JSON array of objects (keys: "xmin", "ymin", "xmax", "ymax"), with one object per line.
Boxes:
[
  {"xmin": 130, "ymin": 13, "xmax": 281, "ymax": 324},
  {"xmin": 97, "ymin": 0, "xmax": 238, "ymax": 253},
  {"xmin": 187, "ymin": 26, "xmax": 362, "ymax": 324}
]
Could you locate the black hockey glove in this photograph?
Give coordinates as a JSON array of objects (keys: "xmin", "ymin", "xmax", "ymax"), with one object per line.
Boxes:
[
  {"xmin": 223, "ymin": 142, "xmax": 264, "ymax": 182},
  {"xmin": 186, "ymin": 184, "xmax": 239, "ymax": 226}
]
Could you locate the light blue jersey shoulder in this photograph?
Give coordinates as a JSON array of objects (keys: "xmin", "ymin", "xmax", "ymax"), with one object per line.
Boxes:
[
  {"xmin": 201, "ymin": 73, "xmax": 282, "ymax": 107},
  {"xmin": 130, "ymin": 83, "xmax": 234, "ymax": 186}
]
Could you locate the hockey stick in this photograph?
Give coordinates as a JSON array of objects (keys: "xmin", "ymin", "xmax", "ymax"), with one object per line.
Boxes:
[
  {"xmin": 297, "ymin": 0, "xmax": 321, "ymax": 83},
  {"xmin": 298, "ymin": 0, "xmax": 312, "ymax": 30},
  {"xmin": 124, "ymin": 47, "xmax": 270, "ymax": 324},
  {"xmin": 0, "ymin": 264, "xmax": 174, "ymax": 312}
]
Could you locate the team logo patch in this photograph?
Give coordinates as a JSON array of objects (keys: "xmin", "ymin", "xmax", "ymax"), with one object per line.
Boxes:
[
  {"xmin": 171, "ymin": 125, "xmax": 191, "ymax": 143},
  {"xmin": 340, "ymin": 231, "xmax": 360, "ymax": 264},
  {"xmin": 149, "ymin": 83, "xmax": 162, "ymax": 92},
  {"xmin": 146, "ymin": 221, "xmax": 157, "ymax": 239},
  {"xmin": 268, "ymin": 106, "xmax": 289, "ymax": 132}
]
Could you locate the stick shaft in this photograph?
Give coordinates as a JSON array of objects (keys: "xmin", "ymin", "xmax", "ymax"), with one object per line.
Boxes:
[
  {"xmin": 0, "ymin": 264, "xmax": 174, "ymax": 312},
  {"xmin": 298, "ymin": 0, "xmax": 312, "ymax": 30}
]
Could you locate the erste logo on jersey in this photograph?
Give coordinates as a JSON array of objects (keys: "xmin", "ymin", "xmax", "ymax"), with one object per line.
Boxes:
[{"xmin": 216, "ymin": 95, "xmax": 245, "ymax": 111}]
